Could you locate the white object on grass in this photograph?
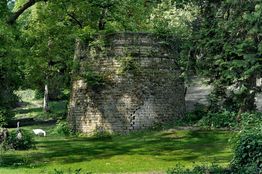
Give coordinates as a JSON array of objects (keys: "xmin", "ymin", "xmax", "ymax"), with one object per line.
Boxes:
[{"xmin": 33, "ymin": 129, "xmax": 46, "ymax": 136}]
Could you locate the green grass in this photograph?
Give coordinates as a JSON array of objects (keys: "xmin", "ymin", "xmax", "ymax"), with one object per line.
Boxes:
[
  {"xmin": 14, "ymin": 90, "xmax": 67, "ymax": 120},
  {"xmin": 0, "ymin": 125, "xmax": 234, "ymax": 174},
  {"xmin": 5, "ymin": 90, "xmax": 234, "ymax": 173}
]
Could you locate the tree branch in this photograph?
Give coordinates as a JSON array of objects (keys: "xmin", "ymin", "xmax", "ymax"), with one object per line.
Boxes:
[
  {"xmin": 67, "ymin": 13, "xmax": 83, "ymax": 29},
  {"xmin": 7, "ymin": 0, "xmax": 45, "ymax": 25}
]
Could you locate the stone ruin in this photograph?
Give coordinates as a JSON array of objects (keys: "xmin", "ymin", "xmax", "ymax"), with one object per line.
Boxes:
[{"xmin": 68, "ymin": 32, "xmax": 185, "ymax": 134}]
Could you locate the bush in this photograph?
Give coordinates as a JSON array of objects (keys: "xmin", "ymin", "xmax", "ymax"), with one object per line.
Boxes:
[
  {"xmin": 6, "ymin": 129, "xmax": 35, "ymax": 150},
  {"xmin": 187, "ymin": 104, "xmax": 208, "ymax": 122},
  {"xmin": 240, "ymin": 112, "xmax": 262, "ymax": 129},
  {"xmin": 231, "ymin": 113, "xmax": 262, "ymax": 173},
  {"xmin": 53, "ymin": 121, "xmax": 73, "ymax": 136},
  {"xmin": 0, "ymin": 108, "xmax": 14, "ymax": 127},
  {"xmin": 177, "ymin": 104, "xmax": 208, "ymax": 126},
  {"xmin": 196, "ymin": 110, "xmax": 237, "ymax": 128},
  {"xmin": 167, "ymin": 165, "xmax": 229, "ymax": 174},
  {"xmin": 0, "ymin": 89, "xmax": 20, "ymax": 108},
  {"xmin": 167, "ymin": 104, "xmax": 208, "ymax": 127},
  {"xmin": 34, "ymin": 89, "xmax": 44, "ymax": 100}
]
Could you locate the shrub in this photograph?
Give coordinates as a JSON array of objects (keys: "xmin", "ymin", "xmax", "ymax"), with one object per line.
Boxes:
[
  {"xmin": 167, "ymin": 165, "xmax": 229, "ymax": 174},
  {"xmin": 231, "ymin": 113, "xmax": 262, "ymax": 173},
  {"xmin": 240, "ymin": 112, "xmax": 262, "ymax": 129},
  {"xmin": 0, "ymin": 108, "xmax": 14, "ymax": 127},
  {"xmin": 175, "ymin": 104, "xmax": 208, "ymax": 126},
  {"xmin": 187, "ymin": 104, "xmax": 208, "ymax": 122},
  {"xmin": 34, "ymin": 89, "xmax": 44, "ymax": 100},
  {"xmin": 196, "ymin": 110, "xmax": 237, "ymax": 128},
  {"xmin": 6, "ymin": 129, "xmax": 35, "ymax": 150},
  {"xmin": 53, "ymin": 121, "xmax": 73, "ymax": 136}
]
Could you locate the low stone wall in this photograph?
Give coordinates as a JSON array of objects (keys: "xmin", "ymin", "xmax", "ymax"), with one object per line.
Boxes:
[{"xmin": 68, "ymin": 32, "xmax": 185, "ymax": 134}]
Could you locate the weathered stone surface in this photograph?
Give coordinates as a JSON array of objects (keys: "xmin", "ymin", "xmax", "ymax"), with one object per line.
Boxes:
[{"xmin": 68, "ymin": 32, "xmax": 185, "ymax": 134}]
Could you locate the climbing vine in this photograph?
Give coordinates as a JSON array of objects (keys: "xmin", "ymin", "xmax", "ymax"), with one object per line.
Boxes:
[{"xmin": 117, "ymin": 56, "xmax": 141, "ymax": 76}]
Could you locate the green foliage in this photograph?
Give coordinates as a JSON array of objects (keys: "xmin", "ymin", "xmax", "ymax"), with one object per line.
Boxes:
[
  {"xmin": 197, "ymin": 110, "xmax": 237, "ymax": 128},
  {"xmin": 6, "ymin": 129, "xmax": 35, "ymax": 150},
  {"xmin": 149, "ymin": 1, "xmax": 198, "ymax": 36},
  {"xmin": 231, "ymin": 132, "xmax": 262, "ymax": 173},
  {"xmin": 190, "ymin": 0, "xmax": 262, "ymax": 112},
  {"xmin": 0, "ymin": 108, "xmax": 14, "ymax": 127},
  {"xmin": 53, "ymin": 121, "xmax": 73, "ymax": 136},
  {"xmin": 231, "ymin": 113, "xmax": 262, "ymax": 173},
  {"xmin": 34, "ymin": 89, "xmax": 43, "ymax": 100},
  {"xmin": 240, "ymin": 112, "xmax": 262, "ymax": 129},
  {"xmin": 167, "ymin": 165, "xmax": 228, "ymax": 174},
  {"xmin": 16, "ymin": 1, "xmax": 74, "ymax": 96},
  {"xmin": 82, "ymin": 70, "xmax": 107, "ymax": 91},
  {"xmin": 14, "ymin": 89, "xmax": 68, "ymax": 120},
  {"xmin": 183, "ymin": 104, "xmax": 208, "ymax": 125},
  {"xmin": 53, "ymin": 168, "xmax": 92, "ymax": 174},
  {"xmin": 118, "ymin": 56, "xmax": 141, "ymax": 76},
  {"xmin": 0, "ymin": 15, "xmax": 23, "ymax": 118},
  {"xmin": 180, "ymin": 106, "xmax": 238, "ymax": 128}
]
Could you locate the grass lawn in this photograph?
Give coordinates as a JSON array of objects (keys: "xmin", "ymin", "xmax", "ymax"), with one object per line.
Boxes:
[
  {"xmin": 3, "ymin": 90, "xmax": 234, "ymax": 173},
  {"xmin": 0, "ymin": 125, "xmax": 234, "ymax": 174}
]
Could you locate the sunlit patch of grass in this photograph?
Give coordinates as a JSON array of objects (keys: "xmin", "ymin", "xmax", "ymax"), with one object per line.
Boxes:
[
  {"xmin": 14, "ymin": 90, "xmax": 67, "ymax": 120},
  {"xmin": 0, "ymin": 126, "xmax": 234, "ymax": 174}
]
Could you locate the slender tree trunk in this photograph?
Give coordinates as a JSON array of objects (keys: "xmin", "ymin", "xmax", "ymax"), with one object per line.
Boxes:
[
  {"xmin": 43, "ymin": 38, "xmax": 53, "ymax": 112},
  {"xmin": 43, "ymin": 83, "xmax": 49, "ymax": 112}
]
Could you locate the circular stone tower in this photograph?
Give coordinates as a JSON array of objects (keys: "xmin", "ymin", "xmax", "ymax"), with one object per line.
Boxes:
[{"xmin": 68, "ymin": 32, "xmax": 185, "ymax": 134}]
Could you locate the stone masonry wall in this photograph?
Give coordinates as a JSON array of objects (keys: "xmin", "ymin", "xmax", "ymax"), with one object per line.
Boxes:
[{"xmin": 68, "ymin": 32, "xmax": 185, "ymax": 134}]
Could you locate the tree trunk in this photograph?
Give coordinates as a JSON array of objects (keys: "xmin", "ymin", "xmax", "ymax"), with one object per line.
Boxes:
[
  {"xmin": 43, "ymin": 84, "xmax": 49, "ymax": 112},
  {"xmin": 7, "ymin": 0, "xmax": 46, "ymax": 25}
]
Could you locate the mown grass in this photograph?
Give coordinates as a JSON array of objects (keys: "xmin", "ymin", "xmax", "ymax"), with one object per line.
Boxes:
[
  {"xmin": 0, "ymin": 126, "xmax": 234, "ymax": 174},
  {"xmin": 4, "ymin": 90, "xmax": 234, "ymax": 173}
]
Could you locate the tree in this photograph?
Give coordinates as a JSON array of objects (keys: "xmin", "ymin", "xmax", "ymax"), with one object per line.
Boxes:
[
  {"xmin": 16, "ymin": 0, "xmax": 74, "ymax": 108},
  {"xmin": 7, "ymin": 0, "xmax": 46, "ymax": 25},
  {"xmin": 0, "ymin": 0, "xmax": 25, "ymax": 125},
  {"xmin": 191, "ymin": 0, "xmax": 262, "ymax": 118}
]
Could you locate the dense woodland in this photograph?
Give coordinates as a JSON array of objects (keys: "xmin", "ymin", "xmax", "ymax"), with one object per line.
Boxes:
[{"xmin": 0, "ymin": 0, "xmax": 262, "ymax": 174}]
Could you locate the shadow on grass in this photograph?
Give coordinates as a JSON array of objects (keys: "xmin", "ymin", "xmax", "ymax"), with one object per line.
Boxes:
[
  {"xmin": 0, "ymin": 130, "xmax": 233, "ymax": 169},
  {"xmin": 15, "ymin": 107, "xmax": 42, "ymax": 115},
  {"xmin": 13, "ymin": 101, "xmax": 67, "ymax": 123}
]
